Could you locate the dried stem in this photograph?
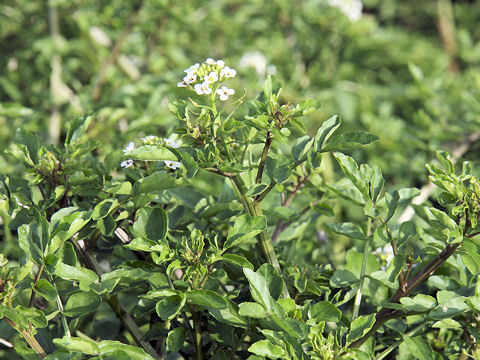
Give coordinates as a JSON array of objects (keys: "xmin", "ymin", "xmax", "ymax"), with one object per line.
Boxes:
[
  {"xmin": 28, "ymin": 265, "xmax": 44, "ymax": 308},
  {"xmin": 91, "ymin": 2, "xmax": 143, "ymax": 100},
  {"xmin": 437, "ymin": 0, "xmax": 459, "ymax": 73},
  {"xmin": 255, "ymin": 131, "xmax": 272, "ymax": 184}
]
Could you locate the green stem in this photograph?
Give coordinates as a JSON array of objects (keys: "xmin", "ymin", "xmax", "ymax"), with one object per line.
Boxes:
[
  {"xmin": 352, "ymin": 218, "xmax": 372, "ymax": 320},
  {"xmin": 48, "ymin": 274, "xmax": 71, "ymax": 337},
  {"xmin": 5, "ymin": 318, "xmax": 47, "ymax": 359},
  {"xmin": 230, "ymin": 175, "xmax": 290, "ymax": 298},
  {"xmin": 210, "ymin": 92, "xmax": 218, "ymax": 117},
  {"xmin": 192, "ymin": 310, "xmax": 203, "ymax": 360}
]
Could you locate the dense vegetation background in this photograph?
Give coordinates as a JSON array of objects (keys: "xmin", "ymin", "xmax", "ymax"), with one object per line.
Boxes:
[
  {"xmin": 2, "ymin": 0, "xmax": 480, "ymax": 359},
  {"xmin": 2, "ymin": 0, "xmax": 480, "ymax": 182}
]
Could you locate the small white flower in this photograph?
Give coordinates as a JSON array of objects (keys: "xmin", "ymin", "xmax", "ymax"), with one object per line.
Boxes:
[
  {"xmin": 216, "ymin": 59, "xmax": 225, "ymax": 68},
  {"xmin": 220, "ymin": 66, "xmax": 236, "ymax": 79},
  {"xmin": 183, "ymin": 72, "xmax": 197, "ymax": 84},
  {"xmin": 121, "ymin": 159, "xmax": 133, "ymax": 168},
  {"xmin": 373, "ymin": 244, "xmax": 394, "ymax": 271},
  {"xmin": 194, "ymin": 81, "xmax": 212, "ymax": 95},
  {"xmin": 205, "ymin": 58, "xmax": 216, "ymax": 65},
  {"xmin": 164, "ymin": 138, "xmax": 180, "ymax": 148},
  {"xmin": 204, "ymin": 71, "xmax": 218, "ymax": 84},
  {"xmin": 216, "ymin": 86, "xmax": 235, "ymax": 101},
  {"xmin": 328, "ymin": 0, "xmax": 363, "ymax": 22},
  {"xmin": 123, "ymin": 142, "xmax": 135, "ymax": 153},
  {"xmin": 184, "ymin": 63, "xmax": 200, "ymax": 73},
  {"xmin": 89, "ymin": 26, "xmax": 112, "ymax": 47},
  {"xmin": 177, "ymin": 81, "xmax": 187, "ymax": 88},
  {"xmin": 267, "ymin": 65, "xmax": 277, "ymax": 75},
  {"xmin": 165, "ymin": 160, "xmax": 181, "ymax": 170},
  {"xmin": 239, "ymin": 51, "xmax": 267, "ymax": 76}
]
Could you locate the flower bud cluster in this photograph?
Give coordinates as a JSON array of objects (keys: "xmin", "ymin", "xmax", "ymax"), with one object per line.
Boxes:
[{"xmin": 177, "ymin": 58, "xmax": 236, "ymax": 101}]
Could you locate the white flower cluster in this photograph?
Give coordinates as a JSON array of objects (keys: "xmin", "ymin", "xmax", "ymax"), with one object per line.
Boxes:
[
  {"xmin": 120, "ymin": 137, "xmax": 182, "ymax": 170},
  {"xmin": 372, "ymin": 244, "xmax": 394, "ymax": 271},
  {"xmin": 177, "ymin": 58, "xmax": 236, "ymax": 101},
  {"xmin": 328, "ymin": 0, "xmax": 363, "ymax": 22}
]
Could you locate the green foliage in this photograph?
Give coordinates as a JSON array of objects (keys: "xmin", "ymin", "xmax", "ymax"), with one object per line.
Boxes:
[{"xmin": 2, "ymin": 1, "xmax": 480, "ymax": 359}]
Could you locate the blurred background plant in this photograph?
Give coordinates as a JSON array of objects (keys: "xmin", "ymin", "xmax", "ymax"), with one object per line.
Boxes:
[
  {"xmin": 2, "ymin": 0, "xmax": 480, "ymax": 176},
  {"xmin": 2, "ymin": 0, "xmax": 480, "ymax": 358}
]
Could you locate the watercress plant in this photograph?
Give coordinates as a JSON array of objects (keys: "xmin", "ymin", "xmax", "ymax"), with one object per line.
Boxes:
[{"xmin": 1, "ymin": 61, "xmax": 479, "ymax": 360}]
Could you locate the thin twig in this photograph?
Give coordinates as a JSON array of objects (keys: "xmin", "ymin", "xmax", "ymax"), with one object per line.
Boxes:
[
  {"xmin": 255, "ymin": 131, "xmax": 272, "ymax": 184},
  {"xmin": 48, "ymin": 274, "xmax": 71, "ymax": 337},
  {"xmin": 465, "ymin": 231, "xmax": 480, "ymax": 239},
  {"xmin": 0, "ymin": 337, "xmax": 13, "ymax": 348},
  {"xmin": 28, "ymin": 265, "xmax": 44, "ymax": 308},
  {"xmin": 254, "ymin": 180, "xmax": 276, "ymax": 202},
  {"xmin": 349, "ymin": 242, "xmax": 460, "ymax": 348},
  {"xmin": 285, "ymin": 174, "xmax": 307, "ymax": 207},
  {"xmin": 204, "ymin": 168, "xmax": 235, "ymax": 178},
  {"xmin": 269, "ymin": 173, "xmax": 309, "ymax": 242}
]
